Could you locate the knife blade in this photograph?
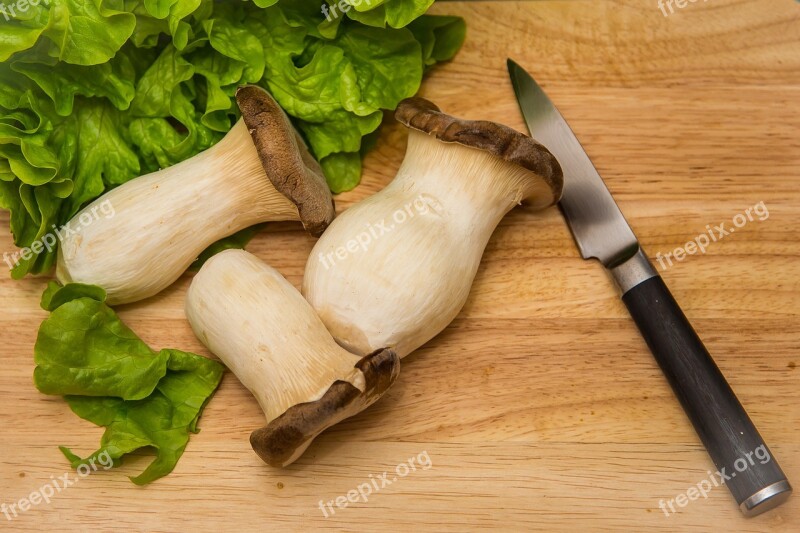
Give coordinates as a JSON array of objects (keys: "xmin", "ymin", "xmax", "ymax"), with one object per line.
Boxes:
[{"xmin": 508, "ymin": 58, "xmax": 792, "ymax": 517}]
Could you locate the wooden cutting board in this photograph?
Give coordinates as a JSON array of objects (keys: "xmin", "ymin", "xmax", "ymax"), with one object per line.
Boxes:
[{"xmin": 1, "ymin": 1, "xmax": 798, "ymax": 531}]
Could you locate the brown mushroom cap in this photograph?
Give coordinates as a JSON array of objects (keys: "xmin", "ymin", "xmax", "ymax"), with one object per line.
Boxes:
[
  {"xmin": 236, "ymin": 86, "xmax": 335, "ymax": 237},
  {"xmin": 249, "ymin": 348, "xmax": 400, "ymax": 467},
  {"xmin": 395, "ymin": 97, "xmax": 563, "ymax": 209}
]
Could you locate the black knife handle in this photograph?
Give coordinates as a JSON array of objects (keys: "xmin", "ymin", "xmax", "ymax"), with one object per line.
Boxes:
[{"xmin": 612, "ymin": 250, "xmax": 792, "ymax": 516}]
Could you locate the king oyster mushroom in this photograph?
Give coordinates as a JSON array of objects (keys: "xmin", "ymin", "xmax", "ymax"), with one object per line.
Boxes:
[
  {"xmin": 303, "ymin": 97, "xmax": 563, "ymax": 358},
  {"xmin": 57, "ymin": 85, "xmax": 335, "ymax": 305},
  {"xmin": 185, "ymin": 249, "xmax": 399, "ymax": 467}
]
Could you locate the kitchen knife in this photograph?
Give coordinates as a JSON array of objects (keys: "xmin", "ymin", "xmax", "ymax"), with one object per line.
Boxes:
[{"xmin": 507, "ymin": 58, "xmax": 792, "ymax": 517}]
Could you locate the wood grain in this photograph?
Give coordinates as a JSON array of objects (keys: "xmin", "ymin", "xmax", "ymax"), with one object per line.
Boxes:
[{"xmin": 1, "ymin": 1, "xmax": 798, "ymax": 531}]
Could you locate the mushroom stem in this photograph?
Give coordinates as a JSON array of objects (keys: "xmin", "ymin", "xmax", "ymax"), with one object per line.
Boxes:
[
  {"xmin": 57, "ymin": 86, "xmax": 335, "ymax": 305},
  {"xmin": 58, "ymin": 120, "xmax": 296, "ymax": 305},
  {"xmin": 396, "ymin": 129, "xmax": 551, "ymax": 233},
  {"xmin": 185, "ymin": 249, "xmax": 399, "ymax": 467}
]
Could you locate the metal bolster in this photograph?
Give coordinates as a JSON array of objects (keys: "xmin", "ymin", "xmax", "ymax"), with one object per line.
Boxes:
[{"xmin": 610, "ymin": 248, "xmax": 658, "ymax": 295}]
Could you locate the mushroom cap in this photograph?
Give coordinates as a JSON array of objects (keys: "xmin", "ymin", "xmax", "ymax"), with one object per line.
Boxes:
[
  {"xmin": 249, "ymin": 348, "xmax": 400, "ymax": 467},
  {"xmin": 395, "ymin": 97, "xmax": 563, "ymax": 209},
  {"xmin": 236, "ymin": 86, "xmax": 335, "ymax": 237}
]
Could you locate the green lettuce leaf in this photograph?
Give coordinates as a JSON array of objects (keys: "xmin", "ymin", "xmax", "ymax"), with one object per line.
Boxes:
[
  {"xmin": 346, "ymin": 0, "xmax": 435, "ymax": 29},
  {"xmin": 61, "ymin": 349, "xmax": 224, "ymax": 485},
  {"xmin": 34, "ymin": 284, "xmax": 171, "ymax": 400},
  {"xmin": 42, "ymin": 0, "xmax": 138, "ymax": 65},
  {"xmin": 336, "ymin": 25, "xmax": 423, "ymax": 110},
  {"xmin": 320, "ymin": 151, "xmax": 363, "ymax": 194},
  {"xmin": 0, "ymin": 3, "xmax": 52, "ymax": 62},
  {"xmin": 408, "ymin": 14, "xmax": 467, "ymax": 67},
  {"xmin": 33, "ymin": 282, "xmax": 225, "ymax": 484}
]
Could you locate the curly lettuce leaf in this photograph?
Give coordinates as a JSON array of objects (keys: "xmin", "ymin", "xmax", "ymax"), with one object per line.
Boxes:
[
  {"xmin": 320, "ymin": 152, "xmax": 363, "ymax": 194},
  {"xmin": 61, "ymin": 349, "xmax": 224, "ymax": 485},
  {"xmin": 33, "ymin": 282, "xmax": 225, "ymax": 484},
  {"xmin": 408, "ymin": 14, "xmax": 466, "ymax": 67},
  {"xmin": 0, "ymin": 2, "xmax": 51, "ymax": 61},
  {"xmin": 43, "ymin": 0, "xmax": 138, "ymax": 65},
  {"xmin": 336, "ymin": 25, "xmax": 423, "ymax": 111},
  {"xmin": 40, "ymin": 280, "xmax": 107, "ymax": 310},
  {"xmin": 346, "ymin": 0, "xmax": 435, "ymax": 29},
  {"xmin": 10, "ymin": 51, "xmax": 137, "ymax": 116},
  {"xmin": 34, "ymin": 283, "xmax": 171, "ymax": 400}
]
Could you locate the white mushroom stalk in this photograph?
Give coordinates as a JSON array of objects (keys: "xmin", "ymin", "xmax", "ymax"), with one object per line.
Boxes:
[
  {"xmin": 303, "ymin": 97, "xmax": 563, "ymax": 358},
  {"xmin": 57, "ymin": 86, "xmax": 335, "ymax": 305},
  {"xmin": 185, "ymin": 249, "xmax": 399, "ymax": 467}
]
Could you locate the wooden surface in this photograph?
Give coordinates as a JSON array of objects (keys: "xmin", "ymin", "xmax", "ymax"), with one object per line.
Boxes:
[{"xmin": 1, "ymin": 1, "xmax": 799, "ymax": 531}]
